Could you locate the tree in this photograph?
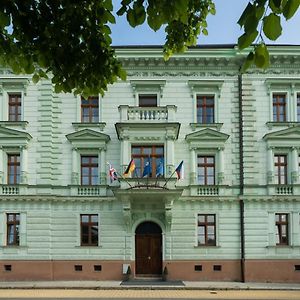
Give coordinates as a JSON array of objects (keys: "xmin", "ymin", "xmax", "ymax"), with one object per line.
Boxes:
[{"xmin": 0, "ymin": 0, "xmax": 299, "ymax": 96}]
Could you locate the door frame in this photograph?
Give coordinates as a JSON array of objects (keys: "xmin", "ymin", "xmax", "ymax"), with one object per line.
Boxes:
[{"xmin": 134, "ymin": 220, "xmax": 164, "ymax": 276}]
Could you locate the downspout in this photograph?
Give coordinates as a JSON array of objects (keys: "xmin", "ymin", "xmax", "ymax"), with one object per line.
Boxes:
[{"xmin": 238, "ymin": 73, "xmax": 245, "ymax": 282}]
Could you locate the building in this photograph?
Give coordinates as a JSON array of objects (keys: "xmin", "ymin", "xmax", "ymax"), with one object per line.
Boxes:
[{"xmin": 0, "ymin": 45, "xmax": 300, "ymax": 283}]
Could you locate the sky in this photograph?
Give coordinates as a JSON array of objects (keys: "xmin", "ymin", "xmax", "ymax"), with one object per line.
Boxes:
[{"xmin": 111, "ymin": 0, "xmax": 300, "ymax": 46}]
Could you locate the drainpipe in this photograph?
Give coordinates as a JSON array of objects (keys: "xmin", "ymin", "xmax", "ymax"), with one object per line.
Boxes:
[{"xmin": 238, "ymin": 73, "xmax": 245, "ymax": 282}]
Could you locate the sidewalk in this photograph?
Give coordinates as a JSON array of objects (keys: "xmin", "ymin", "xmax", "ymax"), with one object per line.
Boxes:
[{"xmin": 0, "ymin": 280, "xmax": 299, "ymax": 291}]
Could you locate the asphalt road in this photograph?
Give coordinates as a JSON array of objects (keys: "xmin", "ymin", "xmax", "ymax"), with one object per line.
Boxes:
[{"xmin": 0, "ymin": 289, "xmax": 300, "ymax": 300}]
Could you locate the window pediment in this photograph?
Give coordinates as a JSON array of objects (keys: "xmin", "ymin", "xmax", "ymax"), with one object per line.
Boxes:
[
  {"xmin": 115, "ymin": 122, "xmax": 180, "ymax": 141},
  {"xmin": 263, "ymin": 126, "xmax": 300, "ymax": 147},
  {"xmin": 0, "ymin": 126, "xmax": 32, "ymax": 147},
  {"xmin": 185, "ymin": 128, "xmax": 229, "ymax": 149},
  {"xmin": 66, "ymin": 129, "xmax": 110, "ymax": 149}
]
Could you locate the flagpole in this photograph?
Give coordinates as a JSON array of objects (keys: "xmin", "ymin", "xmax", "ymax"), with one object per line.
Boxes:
[{"xmin": 163, "ymin": 169, "xmax": 177, "ymax": 188}]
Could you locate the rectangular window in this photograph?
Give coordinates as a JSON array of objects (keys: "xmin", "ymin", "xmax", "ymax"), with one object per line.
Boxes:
[
  {"xmin": 274, "ymin": 154, "xmax": 287, "ymax": 185},
  {"xmin": 197, "ymin": 156, "xmax": 215, "ymax": 185},
  {"xmin": 197, "ymin": 214, "xmax": 216, "ymax": 246},
  {"xmin": 81, "ymin": 156, "xmax": 98, "ymax": 185},
  {"xmin": 273, "ymin": 93, "xmax": 286, "ymax": 122},
  {"xmin": 7, "ymin": 154, "xmax": 20, "ymax": 184},
  {"xmin": 138, "ymin": 94, "xmax": 157, "ymax": 107},
  {"xmin": 80, "ymin": 214, "xmax": 98, "ymax": 246},
  {"xmin": 275, "ymin": 213, "xmax": 289, "ymax": 245},
  {"xmin": 81, "ymin": 96, "xmax": 99, "ymax": 122},
  {"xmin": 131, "ymin": 145, "xmax": 164, "ymax": 178},
  {"xmin": 8, "ymin": 93, "xmax": 22, "ymax": 121},
  {"xmin": 6, "ymin": 213, "xmax": 20, "ymax": 246},
  {"xmin": 197, "ymin": 95, "xmax": 214, "ymax": 124}
]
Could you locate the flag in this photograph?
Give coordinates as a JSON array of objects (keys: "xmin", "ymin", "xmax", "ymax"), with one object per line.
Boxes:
[
  {"xmin": 175, "ymin": 160, "xmax": 184, "ymax": 179},
  {"xmin": 108, "ymin": 163, "xmax": 118, "ymax": 183},
  {"xmin": 142, "ymin": 159, "xmax": 151, "ymax": 177},
  {"xmin": 156, "ymin": 159, "xmax": 164, "ymax": 177},
  {"xmin": 123, "ymin": 159, "xmax": 135, "ymax": 177}
]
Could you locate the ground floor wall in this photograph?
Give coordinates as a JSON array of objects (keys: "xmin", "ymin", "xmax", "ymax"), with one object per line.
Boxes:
[{"xmin": 0, "ymin": 197, "xmax": 300, "ymax": 282}]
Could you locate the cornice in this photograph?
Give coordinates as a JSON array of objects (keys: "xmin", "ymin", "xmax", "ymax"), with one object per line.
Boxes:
[{"xmin": 0, "ymin": 195, "xmax": 116, "ymax": 202}]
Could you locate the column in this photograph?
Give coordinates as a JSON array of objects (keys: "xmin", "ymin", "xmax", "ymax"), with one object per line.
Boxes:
[
  {"xmin": 190, "ymin": 148, "xmax": 196, "ymax": 184},
  {"xmin": 0, "ymin": 147, "xmax": 3, "ymax": 183},
  {"xmin": 20, "ymin": 146, "xmax": 28, "ymax": 184},
  {"xmin": 218, "ymin": 147, "xmax": 225, "ymax": 185},
  {"xmin": 267, "ymin": 147, "xmax": 274, "ymax": 183},
  {"xmin": 121, "ymin": 138, "xmax": 130, "ymax": 173},
  {"xmin": 71, "ymin": 148, "xmax": 79, "ymax": 184},
  {"xmin": 166, "ymin": 137, "xmax": 175, "ymax": 176},
  {"xmin": 291, "ymin": 147, "xmax": 298, "ymax": 183},
  {"xmin": 100, "ymin": 147, "xmax": 106, "ymax": 184}
]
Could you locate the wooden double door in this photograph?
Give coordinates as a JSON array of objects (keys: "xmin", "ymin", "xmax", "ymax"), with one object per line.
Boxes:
[{"xmin": 135, "ymin": 222, "xmax": 162, "ymax": 275}]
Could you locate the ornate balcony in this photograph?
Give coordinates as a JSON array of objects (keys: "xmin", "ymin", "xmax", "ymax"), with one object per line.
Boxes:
[{"xmin": 118, "ymin": 105, "xmax": 177, "ymax": 122}]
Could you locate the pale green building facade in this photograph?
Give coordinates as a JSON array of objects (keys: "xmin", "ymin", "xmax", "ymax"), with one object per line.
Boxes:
[{"xmin": 0, "ymin": 45, "xmax": 300, "ymax": 282}]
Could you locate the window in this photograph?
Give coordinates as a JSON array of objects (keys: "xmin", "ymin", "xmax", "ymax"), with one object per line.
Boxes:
[
  {"xmin": 197, "ymin": 156, "xmax": 215, "ymax": 185},
  {"xmin": 275, "ymin": 213, "xmax": 289, "ymax": 245},
  {"xmin": 273, "ymin": 94, "xmax": 286, "ymax": 122},
  {"xmin": 6, "ymin": 213, "xmax": 20, "ymax": 246},
  {"xmin": 8, "ymin": 93, "xmax": 22, "ymax": 121},
  {"xmin": 81, "ymin": 156, "xmax": 98, "ymax": 185},
  {"xmin": 197, "ymin": 214, "xmax": 216, "ymax": 246},
  {"xmin": 81, "ymin": 96, "xmax": 99, "ymax": 122},
  {"xmin": 131, "ymin": 145, "xmax": 164, "ymax": 178},
  {"xmin": 197, "ymin": 95, "xmax": 214, "ymax": 123},
  {"xmin": 80, "ymin": 214, "xmax": 98, "ymax": 246},
  {"xmin": 7, "ymin": 154, "xmax": 20, "ymax": 184},
  {"xmin": 274, "ymin": 155, "xmax": 287, "ymax": 185},
  {"xmin": 138, "ymin": 94, "xmax": 157, "ymax": 107}
]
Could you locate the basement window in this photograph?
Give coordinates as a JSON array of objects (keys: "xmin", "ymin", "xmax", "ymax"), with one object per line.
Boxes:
[
  {"xmin": 4, "ymin": 265, "xmax": 12, "ymax": 271},
  {"xmin": 295, "ymin": 265, "xmax": 300, "ymax": 271},
  {"xmin": 194, "ymin": 265, "xmax": 202, "ymax": 271},
  {"xmin": 94, "ymin": 265, "xmax": 102, "ymax": 272},
  {"xmin": 74, "ymin": 265, "xmax": 83, "ymax": 271},
  {"xmin": 213, "ymin": 265, "xmax": 222, "ymax": 271}
]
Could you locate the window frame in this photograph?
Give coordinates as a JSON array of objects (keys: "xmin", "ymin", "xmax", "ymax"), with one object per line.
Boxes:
[
  {"xmin": 131, "ymin": 145, "xmax": 164, "ymax": 178},
  {"xmin": 197, "ymin": 214, "xmax": 216, "ymax": 246},
  {"xmin": 8, "ymin": 93, "xmax": 22, "ymax": 122},
  {"xmin": 7, "ymin": 153, "xmax": 20, "ymax": 185},
  {"xmin": 197, "ymin": 155, "xmax": 216, "ymax": 185},
  {"xmin": 138, "ymin": 94, "xmax": 158, "ymax": 107},
  {"xmin": 80, "ymin": 155, "xmax": 99, "ymax": 186},
  {"xmin": 275, "ymin": 213, "xmax": 289, "ymax": 246},
  {"xmin": 81, "ymin": 96, "xmax": 99, "ymax": 123},
  {"xmin": 6, "ymin": 213, "xmax": 20, "ymax": 246},
  {"xmin": 272, "ymin": 93, "xmax": 287, "ymax": 122},
  {"xmin": 80, "ymin": 214, "xmax": 99, "ymax": 246},
  {"xmin": 196, "ymin": 95, "xmax": 215, "ymax": 124},
  {"xmin": 274, "ymin": 154, "xmax": 287, "ymax": 185}
]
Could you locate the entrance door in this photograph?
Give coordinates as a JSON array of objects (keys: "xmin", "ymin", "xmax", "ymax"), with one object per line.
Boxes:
[{"xmin": 135, "ymin": 221, "xmax": 162, "ymax": 275}]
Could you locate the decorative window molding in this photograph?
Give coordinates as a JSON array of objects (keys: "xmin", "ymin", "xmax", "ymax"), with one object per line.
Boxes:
[
  {"xmin": 66, "ymin": 129, "xmax": 110, "ymax": 185},
  {"xmin": 264, "ymin": 127, "xmax": 300, "ymax": 185},
  {"xmin": 130, "ymin": 80, "xmax": 166, "ymax": 106},
  {"xmin": 0, "ymin": 78, "xmax": 29, "ymax": 122},
  {"xmin": 0, "ymin": 126, "xmax": 32, "ymax": 184},
  {"xmin": 186, "ymin": 128, "xmax": 229, "ymax": 186},
  {"xmin": 188, "ymin": 79, "xmax": 223, "ymax": 124},
  {"xmin": 265, "ymin": 78, "xmax": 300, "ymax": 122}
]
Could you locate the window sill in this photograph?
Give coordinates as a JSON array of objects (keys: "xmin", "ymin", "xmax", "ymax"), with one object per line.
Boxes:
[
  {"xmin": 0, "ymin": 121, "xmax": 29, "ymax": 129},
  {"xmin": 72, "ymin": 122, "xmax": 106, "ymax": 131},
  {"xmin": 75, "ymin": 245, "xmax": 102, "ymax": 248},
  {"xmin": 194, "ymin": 245, "xmax": 220, "ymax": 248},
  {"xmin": 266, "ymin": 121, "xmax": 300, "ymax": 130},
  {"xmin": 0, "ymin": 246, "xmax": 27, "ymax": 249},
  {"xmin": 266, "ymin": 245, "xmax": 300, "ymax": 248},
  {"xmin": 190, "ymin": 123, "xmax": 223, "ymax": 131}
]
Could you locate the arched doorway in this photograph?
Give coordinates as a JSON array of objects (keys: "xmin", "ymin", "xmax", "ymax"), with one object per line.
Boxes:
[{"xmin": 135, "ymin": 221, "xmax": 162, "ymax": 275}]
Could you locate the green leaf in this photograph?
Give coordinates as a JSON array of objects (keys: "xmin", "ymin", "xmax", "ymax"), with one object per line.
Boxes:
[
  {"xmin": 116, "ymin": 6, "xmax": 127, "ymax": 16},
  {"xmin": 254, "ymin": 43, "xmax": 270, "ymax": 68},
  {"xmin": 263, "ymin": 13, "xmax": 282, "ymax": 40},
  {"xmin": 244, "ymin": 15, "xmax": 259, "ymax": 33},
  {"xmin": 283, "ymin": 0, "xmax": 300, "ymax": 19},
  {"xmin": 238, "ymin": 30, "xmax": 258, "ymax": 50},
  {"xmin": 32, "ymin": 73, "xmax": 40, "ymax": 84},
  {"xmin": 237, "ymin": 2, "xmax": 254, "ymax": 27},
  {"xmin": 118, "ymin": 68, "xmax": 127, "ymax": 81},
  {"xmin": 241, "ymin": 51, "xmax": 255, "ymax": 73},
  {"xmin": 269, "ymin": 0, "xmax": 283, "ymax": 13},
  {"xmin": 0, "ymin": 12, "xmax": 10, "ymax": 27}
]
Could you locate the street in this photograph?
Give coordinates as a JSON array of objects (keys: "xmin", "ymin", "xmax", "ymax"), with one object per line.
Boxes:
[{"xmin": 0, "ymin": 289, "xmax": 300, "ymax": 300}]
